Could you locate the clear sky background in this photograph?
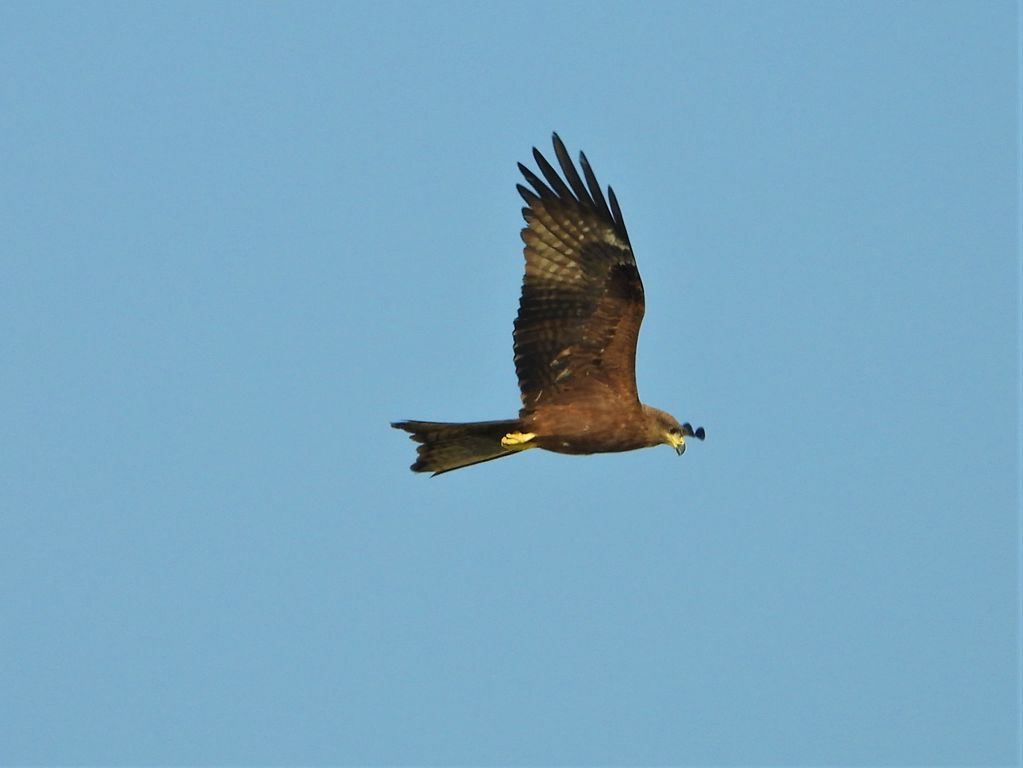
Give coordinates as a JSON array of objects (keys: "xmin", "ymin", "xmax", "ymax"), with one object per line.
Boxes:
[{"xmin": 1, "ymin": 2, "xmax": 1019, "ymax": 765}]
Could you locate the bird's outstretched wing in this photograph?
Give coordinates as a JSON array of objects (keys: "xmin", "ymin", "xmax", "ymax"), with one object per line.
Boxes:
[{"xmin": 513, "ymin": 133, "xmax": 645, "ymax": 412}]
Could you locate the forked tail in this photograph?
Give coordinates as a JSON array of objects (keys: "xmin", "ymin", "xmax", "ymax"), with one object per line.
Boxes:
[{"xmin": 391, "ymin": 419, "xmax": 522, "ymax": 475}]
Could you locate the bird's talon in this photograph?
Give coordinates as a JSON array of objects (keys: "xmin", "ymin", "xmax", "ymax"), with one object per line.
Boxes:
[{"xmin": 501, "ymin": 431, "xmax": 536, "ymax": 448}]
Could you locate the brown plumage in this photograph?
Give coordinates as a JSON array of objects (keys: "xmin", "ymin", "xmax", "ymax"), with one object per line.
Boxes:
[{"xmin": 392, "ymin": 133, "xmax": 704, "ymax": 475}]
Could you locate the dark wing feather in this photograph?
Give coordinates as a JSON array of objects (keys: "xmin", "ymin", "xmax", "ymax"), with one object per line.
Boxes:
[
  {"xmin": 513, "ymin": 133, "xmax": 645, "ymax": 412},
  {"xmin": 579, "ymin": 150, "xmax": 615, "ymax": 224}
]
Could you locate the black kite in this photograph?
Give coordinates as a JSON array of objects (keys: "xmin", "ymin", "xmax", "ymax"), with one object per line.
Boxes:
[{"xmin": 393, "ymin": 134, "xmax": 704, "ymax": 475}]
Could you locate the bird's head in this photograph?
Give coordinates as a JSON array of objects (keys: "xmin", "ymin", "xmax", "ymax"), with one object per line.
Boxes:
[{"xmin": 644, "ymin": 405, "xmax": 706, "ymax": 456}]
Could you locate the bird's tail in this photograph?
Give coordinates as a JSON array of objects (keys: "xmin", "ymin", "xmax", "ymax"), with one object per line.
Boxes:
[{"xmin": 391, "ymin": 419, "xmax": 523, "ymax": 476}]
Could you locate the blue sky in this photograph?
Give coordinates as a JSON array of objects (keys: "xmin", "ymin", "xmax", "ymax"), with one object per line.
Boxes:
[{"xmin": 1, "ymin": 1, "xmax": 1019, "ymax": 764}]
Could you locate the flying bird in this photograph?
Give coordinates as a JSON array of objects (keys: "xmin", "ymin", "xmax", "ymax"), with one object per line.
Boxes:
[{"xmin": 392, "ymin": 133, "xmax": 704, "ymax": 475}]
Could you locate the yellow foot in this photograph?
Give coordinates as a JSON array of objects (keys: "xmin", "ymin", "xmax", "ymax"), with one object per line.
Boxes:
[{"xmin": 501, "ymin": 431, "xmax": 537, "ymax": 449}]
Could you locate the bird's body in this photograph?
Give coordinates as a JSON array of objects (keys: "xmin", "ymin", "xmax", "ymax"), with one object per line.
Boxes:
[
  {"xmin": 393, "ymin": 134, "xmax": 704, "ymax": 475},
  {"xmin": 521, "ymin": 401, "xmax": 669, "ymax": 455}
]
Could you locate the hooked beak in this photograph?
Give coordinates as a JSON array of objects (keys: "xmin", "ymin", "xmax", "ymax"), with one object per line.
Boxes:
[{"xmin": 669, "ymin": 423, "xmax": 705, "ymax": 455}]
